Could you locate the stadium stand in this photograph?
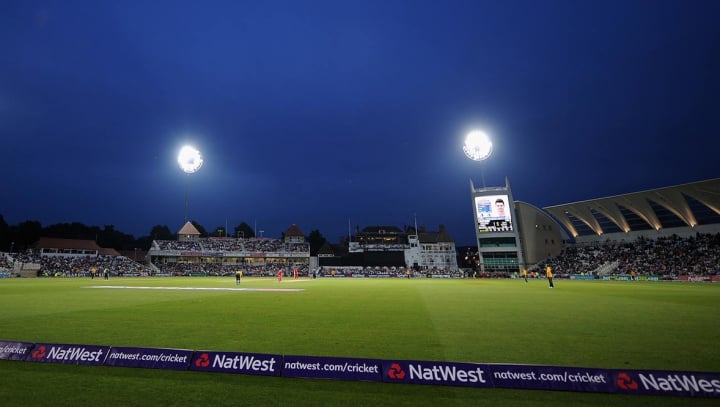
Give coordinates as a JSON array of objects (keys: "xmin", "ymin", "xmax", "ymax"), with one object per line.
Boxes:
[{"xmin": 538, "ymin": 233, "xmax": 720, "ymax": 279}]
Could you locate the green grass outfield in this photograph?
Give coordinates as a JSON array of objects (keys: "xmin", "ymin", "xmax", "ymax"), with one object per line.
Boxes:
[{"xmin": 0, "ymin": 277, "xmax": 718, "ymax": 406}]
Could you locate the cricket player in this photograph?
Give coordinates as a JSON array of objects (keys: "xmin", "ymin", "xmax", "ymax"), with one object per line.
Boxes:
[{"xmin": 546, "ymin": 265, "xmax": 554, "ymax": 288}]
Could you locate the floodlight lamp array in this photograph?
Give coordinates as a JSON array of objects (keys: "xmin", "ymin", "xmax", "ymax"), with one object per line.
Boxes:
[
  {"xmin": 463, "ymin": 130, "xmax": 492, "ymax": 161},
  {"xmin": 178, "ymin": 146, "xmax": 203, "ymax": 174}
]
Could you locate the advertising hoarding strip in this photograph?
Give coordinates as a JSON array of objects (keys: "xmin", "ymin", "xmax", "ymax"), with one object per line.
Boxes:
[
  {"xmin": 0, "ymin": 340, "xmax": 35, "ymax": 361},
  {"xmin": 382, "ymin": 359, "xmax": 492, "ymax": 388},
  {"xmin": 486, "ymin": 363, "xmax": 612, "ymax": 393},
  {"xmin": 282, "ymin": 355, "xmax": 383, "ymax": 382},
  {"xmin": 608, "ymin": 368, "xmax": 720, "ymax": 398},
  {"xmin": 380, "ymin": 360, "xmax": 720, "ymax": 398},
  {"xmin": 25, "ymin": 342, "xmax": 109, "ymax": 366},
  {"xmin": 189, "ymin": 350, "xmax": 282, "ymax": 377},
  {"xmin": 2, "ymin": 339, "xmax": 717, "ymax": 398},
  {"xmin": 105, "ymin": 346, "xmax": 194, "ymax": 370}
]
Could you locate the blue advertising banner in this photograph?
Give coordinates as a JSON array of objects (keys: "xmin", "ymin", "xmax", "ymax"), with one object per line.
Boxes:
[
  {"xmin": 488, "ymin": 364, "xmax": 613, "ymax": 393},
  {"xmin": 380, "ymin": 360, "xmax": 720, "ymax": 398},
  {"xmin": 105, "ymin": 346, "xmax": 193, "ymax": 370},
  {"xmin": 0, "ymin": 340, "xmax": 35, "ymax": 361},
  {"xmin": 282, "ymin": 355, "xmax": 382, "ymax": 382},
  {"xmin": 4, "ymin": 336, "xmax": 718, "ymax": 399},
  {"xmin": 382, "ymin": 359, "xmax": 493, "ymax": 388},
  {"xmin": 610, "ymin": 369, "xmax": 720, "ymax": 398},
  {"xmin": 189, "ymin": 350, "xmax": 281, "ymax": 376},
  {"xmin": 26, "ymin": 343, "xmax": 109, "ymax": 366}
]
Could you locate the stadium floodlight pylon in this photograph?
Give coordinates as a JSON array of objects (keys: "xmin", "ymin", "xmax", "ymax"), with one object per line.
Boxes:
[
  {"xmin": 463, "ymin": 130, "xmax": 492, "ymax": 188},
  {"xmin": 178, "ymin": 145, "xmax": 203, "ymax": 221}
]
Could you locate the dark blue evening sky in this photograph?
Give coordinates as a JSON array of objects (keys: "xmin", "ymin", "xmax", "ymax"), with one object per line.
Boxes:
[{"xmin": 2, "ymin": 0, "xmax": 719, "ymax": 245}]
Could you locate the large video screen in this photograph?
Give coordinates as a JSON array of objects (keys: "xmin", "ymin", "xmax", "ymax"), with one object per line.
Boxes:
[{"xmin": 475, "ymin": 194, "xmax": 513, "ymax": 233}]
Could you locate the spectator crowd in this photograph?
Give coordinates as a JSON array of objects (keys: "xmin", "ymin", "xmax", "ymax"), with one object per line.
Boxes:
[
  {"xmin": 153, "ymin": 238, "xmax": 309, "ymax": 254},
  {"xmin": 2, "ymin": 232, "xmax": 718, "ymax": 280},
  {"xmin": 540, "ymin": 233, "xmax": 720, "ymax": 278}
]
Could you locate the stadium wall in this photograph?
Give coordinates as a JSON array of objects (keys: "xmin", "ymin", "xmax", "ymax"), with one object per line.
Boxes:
[{"xmin": 515, "ymin": 201, "xmax": 563, "ymax": 267}]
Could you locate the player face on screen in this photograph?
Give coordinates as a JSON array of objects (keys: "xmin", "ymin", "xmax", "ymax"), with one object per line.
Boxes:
[{"xmin": 495, "ymin": 199, "xmax": 506, "ymax": 218}]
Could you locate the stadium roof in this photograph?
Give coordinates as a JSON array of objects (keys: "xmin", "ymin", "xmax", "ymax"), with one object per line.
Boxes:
[
  {"xmin": 285, "ymin": 224, "xmax": 304, "ymax": 237},
  {"xmin": 418, "ymin": 224, "xmax": 455, "ymax": 243},
  {"xmin": 543, "ymin": 178, "xmax": 720, "ymax": 238},
  {"xmin": 178, "ymin": 221, "xmax": 200, "ymax": 236},
  {"xmin": 35, "ymin": 238, "xmax": 101, "ymax": 251}
]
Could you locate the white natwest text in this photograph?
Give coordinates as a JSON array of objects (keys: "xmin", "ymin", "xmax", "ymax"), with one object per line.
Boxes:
[
  {"xmin": 213, "ymin": 354, "xmax": 277, "ymax": 372},
  {"xmin": 46, "ymin": 347, "xmax": 104, "ymax": 362},
  {"xmin": 409, "ymin": 364, "xmax": 487, "ymax": 383},
  {"xmin": 639, "ymin": 373, "xmax": 720, "ymax": 394}
]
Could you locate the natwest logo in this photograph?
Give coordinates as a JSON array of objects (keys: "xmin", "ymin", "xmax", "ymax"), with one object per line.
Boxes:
[
  {"xmin": 614, "ymin": 370, "xmax": 720, "ymax": 397},
  {"xmin": 195, "ymin": 353, "xmax": 210, "ymax": 368},
  {"xmin": 46, "ymin": 346, "xmax": 104, "ymax": 362},
  {"xmin": 28, "ymin": 343, "xmax": 108, "ymax": 365},
  {"xmin": 387, "ymin": 363, "xmax": 406, "ymax": 380},
  {"xmin": 190, "ymin": 351, "xmax": 281, "ymax": 376},
  {"xmin": 212, "ymin": 353, "xmax": 277, "ymax": 372},
  {"xmin": 408, "ymin": 363, "xmax": 487, "ymax": 384},
  {"xmin": 384, "ymin": 360, "xmax": 490, "ymax": 387},
  {"xmin": 31, "ymin": 345, "xmax": 47, "ymax": 359},
  {"xmin": 616, "ymin": 372, "xmax": 638, "ymax": 391}
]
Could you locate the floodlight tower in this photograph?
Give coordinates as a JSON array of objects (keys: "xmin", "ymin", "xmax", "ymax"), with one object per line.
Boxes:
[
  {"xmin": 178, "ymin": 145, "xmax": 203, "ymax": 221},
  {"xmin": 463, "ymin": 129, "xmax": 524, "ymax": 274},
  {"xmin": 463, "ymin": 130, "xmax": 493, "ymax": 188}
]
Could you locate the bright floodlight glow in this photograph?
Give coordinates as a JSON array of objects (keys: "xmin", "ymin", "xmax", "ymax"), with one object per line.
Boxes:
[
  {"xmin": 463, "ymin": 130, "xmax": 493, "ymax": 161},
  {"xmin": 178, "ymin": 145, "xmax": 203, "ymax": 173}
]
